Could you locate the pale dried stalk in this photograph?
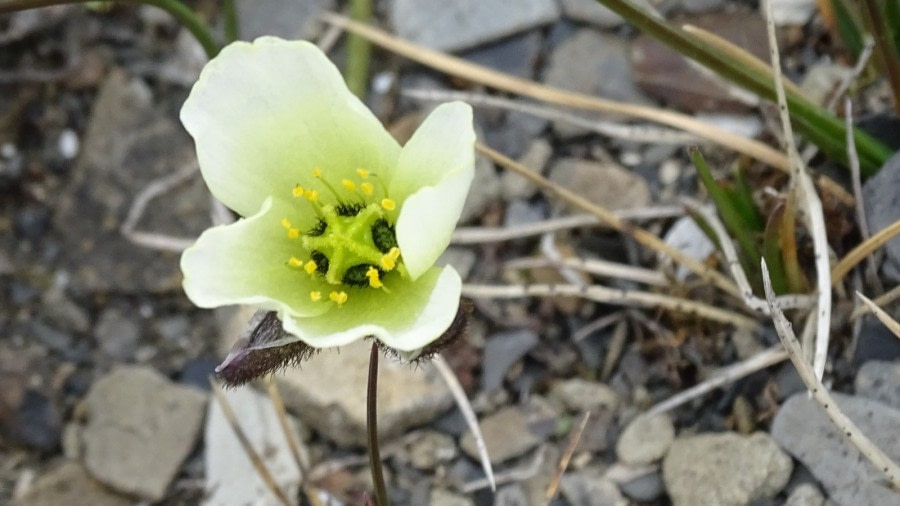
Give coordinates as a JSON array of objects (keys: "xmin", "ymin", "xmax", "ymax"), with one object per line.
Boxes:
[
  {"xmin": 476, "ymin": 143, "xmax": 744, "ymax": 299},
  {"xmin": 545, "ymin": 411, "xmax": 591, "ymax": 501},
  {"xmin": 432, "ymin": 355, "xmax": 496, "ymax": 491},
  {"xmin": 505, "ymin": 256, "xmax": 667, "ymax": 287},
  {"xmin": 761, "ymin": 260, "xmax": 900, "ymax": 489},
  {"xmin": 646, "ymin": 345, "xmax": 788, "ymax": 415},
  {"xmin": 856, "ymin": 292, "xmax": 900, "ymax": 339},
  {"xmin": 404, "ymin": 88, "xmax": 701, "ymax": 144},
  {"xmin": 832, "ymin": 219, "xmax": 900, "ymax": 285},
  {"xmin": 451, "ymin": 207, "xmax": 684, "ymax": 244},
  {"xmin": 463, "ymin": 283, "xmax": 756, "ymax": 328},
  {"xmin": 682, "ymin": 198, "xmax": 816, "ymax": 312},
  {"xmin": 845, "ymin": 98, "xmax": 882, "ymax": 291},
  {"xmin": 763, "ymin": 0, "xmax": 832, "ymax": 381},
  {"xmin": 319, "ymin": 12, "xmax": 790, "ymax": 172},
  {"xmin": 850, "ymin": 284, "xmax": 900, "ymax": 321},
  {"xmin": 120, "ymin": 163, "xmax": 198, "ymax": 252}
]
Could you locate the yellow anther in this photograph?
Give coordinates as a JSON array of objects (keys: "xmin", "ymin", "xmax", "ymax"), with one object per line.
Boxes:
[
  {"xmin": 356, "ymin": 168, "xmax": 370, "ymax": 179},
  {"xmin": 341, "ymin": 179, "xmax": 356, "ymax": 192},
  {"xmin": 360, "ymin": 182, "xmax": 374, "ymax": 195},
  {"xmin": 366, "ymin": 267, "xmax": 383, "ymax": 288},
  {"xmin": 329, "ymin": 291, "xmax": 348, "ymax": 306},
  {"xmin": 292, "ymin": 185, "xmax": 305, "ymax": 198},
  {"xmin": 380, "ymin": 247, "xmax": 401, "ymax": 271},
  {"xmin": 287, "ymin": 228, "xmax": 300, "ymax": 239},
  {"xmin": 281, "ymin": 217, "xmax": 292, "ymax": 229},
  {"xmin": 312, "ymin": 167, "xmax": 322, "ymax": 178},
  {"xmin": 310, "ymin": 291, "xmax": 322, "ymax": 302},
  {"xmin": 381, "ymin": 198, "xmax": 396, "ymax": 211},
  {"xmin": 305, "ymin": 189, "xmax": 319, "ymax": 202},
  {"xmin": 304, "ymin": 260, "xmax": 318, "ymax": 275},
  {"xmin": 288, "ymin": 257, "xmax": 302, "ymax": 267}
]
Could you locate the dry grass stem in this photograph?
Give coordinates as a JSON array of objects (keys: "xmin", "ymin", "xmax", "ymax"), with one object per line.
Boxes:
[
  {"xmin": 451, "ymin": 207, "xmax": 684, "ymax": 244},
  {"xmin": 120, "ymin": 163, "xmax": 198, "ymax": 252},
  {"xmin": 572, "ymin": 311, "xmax": 624, "ymax": 342},
  {"xmin": 764, "ymin": 0, "xmax": 832, "ymax": 380},
  {"xmin": 210, "ymin": 382, "xmax": 294, "ymax": 506},
  {"xmin": 403, "ymin": 88, "xmax": 702, "ymax": 144},
  {"xmin": 762, "ymin": 260, "xmax": 900, "ymax": 489},
  {"xmin": 682, "ymin": 198, "xmax": 816, "ymax": 312},
  {"xmin": 851, "ymin": 284, "xmax": 900, "ymax": 320},
  {"xmin": 320, "ymin": 12, "xmax": 790, "ymax": 171},
  {"xmin": 647, "ymin": 345, "xmax": 788, "ymax": 415},
  {"xmin": 856, "ymin": 292, "xmax": 900, "ymax": 339},
  {"xmin": 832, "ymin": 219, "xmax": 900, "ymax": 285},
  {"xmin": 476, "ymin": 143, "xmax": 744, "ymax": 299},
  {"xmin": 545, "ymin": 411, "xmax": 591, "ymax": 501},
  {"xmin": 461, "ymin": 446, "xmax": 545, "ymax": 493},
  {"xmin": 541, "ymin": 233, "xmax": 588, "ymax": 287},
  {"xmin": 505, "ymin": 256, "xmax": 667, "ymax": 287},
  {"xmin": 463, "ymin": 282, "xmax": 756, "ymax": 328},
  {"xmin": 845, "ymin": 98, "xmax": 883, "ymax": 291},
  {"xmin": 432, "ymin": 355, "xmax": 496, "ymax": 492}
]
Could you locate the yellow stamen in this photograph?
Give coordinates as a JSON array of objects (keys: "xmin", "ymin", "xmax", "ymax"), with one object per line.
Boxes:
[
  {"xmin": 329, "ymin": 291, "xmax": 348, "ymax": 306},
  {"xmin": 292, "ymin": 185, "xmax": 304, "ymax": 198},
  {"xmin": 288, "ymin": 257, "xmax": 302, "ymax": 268},
  {"xmin": 366, "ymin": 267, "xmax": 383, "ymax": 288},
  {"xmin": 305, "ymin": 189, "xmax": 319, "ymax": 202},
  {"xmin": 341, "ymin": 179, "xmax": 356, "ymax": 192},
  {"xmin": 381, "ymin": 246, "xmax": 401, "ymax": 271},
  {"xmin": 281, "ymin": 217, "xmax": 292, "ymax": 229},
  {"xmin": 312, "ymin": 167, "xmax": 322, "ymax": 178},
  {"xmin": 304, "ymin": 260, "xmax": 318, "ymax": 275},
  {"xmin": 360, "ymin": 182, "xmax": 374, "ymax": 195},
  {"xmin": 287, "ymin": 228, "xmax": 300, "ymax": 239},
  {"xmin": 381, "ymin": 198, "xmax": 396, "ymax": 211},
  {"xmin": 310, "ymin": 291, "xmax": 322, "ymax": 302},
  {"xmin": 356, "ymin": 168, "xmax": 370, "ymax": 179}
]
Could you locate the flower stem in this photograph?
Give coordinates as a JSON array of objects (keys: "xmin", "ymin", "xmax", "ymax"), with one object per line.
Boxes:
[
  {"xmin": 0, "ymin": 0, "xmax": 220, "ymax": 59},
  {"xmin": 345, "ymin": 0, "xmax": 372, "ymax": 98},
  {"xmin": 367, "ymin": 341, "xmax": 390, "ymax": 506},
  {"xmin": 222, "ymin": 0, "xmax": 239, "ymax": 44}
]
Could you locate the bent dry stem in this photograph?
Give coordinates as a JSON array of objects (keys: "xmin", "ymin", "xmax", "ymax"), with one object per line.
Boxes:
[{"xmin": 367, "ymin": 342, "xmax": 390, "ymax": 506}]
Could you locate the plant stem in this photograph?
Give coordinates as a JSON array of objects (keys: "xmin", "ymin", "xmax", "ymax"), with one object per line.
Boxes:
[
  {"xmin": 0, "ymin": 0, "xmax": 220, "ymax": 58},
  {"xmin": 223, "ymin": 0, "xmax": 239, "ymax": 44},
  {"xmin": 858, "ymin": 0, "xmax": 900, "ymax": 114},
  {"xmin": 367, "ymin": 342, "xmax": 390, "ymax": 506},
  {"xmin": 595, "ymin": 0, "xmax": 891, "ymax": 175},
  {"xmin": 345, "ymin": 0, "xmax": 372, "ymax": 97}
]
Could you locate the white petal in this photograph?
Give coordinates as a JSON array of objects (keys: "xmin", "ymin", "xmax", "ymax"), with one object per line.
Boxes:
[
  {"xmin": 181, "ymin": 37, "xmax": 401, "ymax": 217},
  {"xmin": 181, "ymin": 197, "xmax": 330, "ymax": 318},
  {"xmin": 280, "ymin": 266, "xmax": 462, "ymax": 351}
]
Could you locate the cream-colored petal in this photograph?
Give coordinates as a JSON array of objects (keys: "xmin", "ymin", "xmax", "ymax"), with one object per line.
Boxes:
[
  {"xmin": 389, "ymin": 102, "xmax": 476, "ymax": 203},
  {"xmin": 181, "ymin": 37, "xmax": 401, "ymax": 217},
  {"xmin": 396, "ymin": 166, "xmax": 473, "ymax": 280},
  {"xmin": 280, "ymin": 266, "xmax": 462, "ymax": 351},
  {"xmin": 181, "ymin": 197, "xmax": 331, "ymax": 318}
]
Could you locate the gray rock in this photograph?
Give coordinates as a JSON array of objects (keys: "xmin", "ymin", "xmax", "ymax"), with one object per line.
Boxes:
[
  {"xmin": 437, "ymin": 247, "xmax": 477, "ymax": 280},
  {"xmin": 856, "ymin": 360, "xmax": 900, "ymax": 409},
  {"xmin": 548, "ymin": 158, "xmax": 651, "ymax": 211},
  {"xmin": 863, "ymin": 151, "xmax": 900, "ymax": 282},
  {"xmin": 484, "ymin": 108, "xmax": 550, "ymax": 160},
  {"xmin": 559, "ymin": 0, "xmax": 627, "ymax": 28},
  {"xmin": 481, "ymin": 329, "xmax": 540, "ymax": 392},
  {"xmin": 54, "ymin": 69, "xmax": 209, "ymax": 293},
  {"xmin": 786, "ymin": 483, "xmax": 826, "ymax": 506},
  {"xmin": 462, "ymin": 31, "xmax": 543, "ymax": 79},
  {"xmin": 676, "ymin": 0, "xmax": 727, "ymax": 13},
  {"xmin": 408, "ymin": 431, "xmax": 458, "ymax": 470},
  {"xmin": 503, "ymin": 199, "xmax": 546, "ymax": 229},
  {"xmin": 13, "ymin": 461, "xmax": 130, "ymax": 506},
  {"xmin": 616, "ymin": 413, "xmax": 674, "ymax": 465},
  {"xmin": 81, "ymin": 366, "xmax": 207, "ymax": 501},
  {"xmin": 550, "ymin": 378, "xmax": 619, "ymax": 413},
  {"xmin": 39, "ymin": 288, "xmax": 90, "ymax": 334},
  {"xmin": 663, "ymin": 215, "xmax": 717, "ymax": 281},
  {"xmin": 236, "ymin": 0, "xmax": 335, "ymax": 41},
  {"xmin": 430, "ymin": 488, "xmax": 474, "ymax": 506},
  {"xmin": 391, "ymin": 0, "xmax": 560, "ymax": 52},
  {"xmin": 275, "ymin": 340, "xmax": 453, "ymax": 446},
  {"xmin": 460, "ymin": 406, "xmax": 542, "ymax": 464},
  {"xmin": 619, "ymin": 470, "xmax": 665, "ymax": 502},
  {"xmin": 494, "ymin": 484, "xmax": 529, "ymax": 506},
  {"xmin": 560, "ymin": 469, "xmax": 627, "ymax": 506},
  {"xmin": 663, "ymin": 432, "xmax": 793, "ymax": 506},
  {"xmin": 772, "ymin": 392, "xmax": 900, "ymax": 506},
  {"xmin": 501, "ymin": 138, "xmax": 551, "ymax": 200},
  {"xmin": 459, "ymin": 150, "xmax": 501, "ymax": 223},
  {"xmin": 769, "ymin": 0, "xmax": 818, "ymax": 26},
  {"xmin": 93, "ymin": 307, "xmax": 141, "ymax": 360},
  {"xmin": 542, "ymin": 30, "xmax": 652, "ymax": 137}
]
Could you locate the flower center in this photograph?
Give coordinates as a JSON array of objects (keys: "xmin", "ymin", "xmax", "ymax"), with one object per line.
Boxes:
[{"xmin": 282, "ymin": 167, "xmax": 403, "ymax": 306}]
